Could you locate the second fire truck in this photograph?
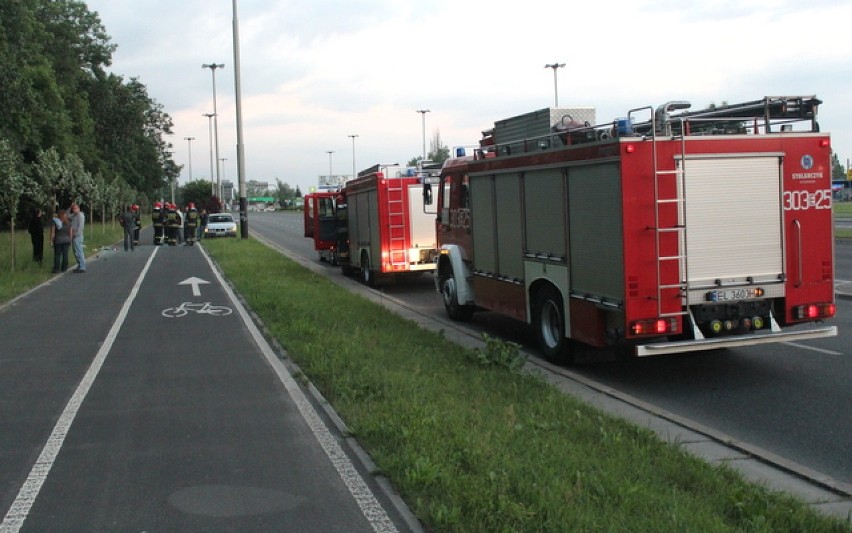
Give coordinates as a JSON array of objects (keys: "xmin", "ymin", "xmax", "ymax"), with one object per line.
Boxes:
[
  {"xmin": 305, "ymin": 163, "xmax": 439, "ymax": 284},
  {"xmin": 428, "ymin": 96, "xmax": 837, "ymax": 362},
  {"xmin": 340, "ymin": 163, "xmax": 438, "ymax": 284}
]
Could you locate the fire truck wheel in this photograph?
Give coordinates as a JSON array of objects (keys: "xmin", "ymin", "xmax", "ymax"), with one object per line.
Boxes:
[
  {"xmin": 361, "ymin": 252, "xmax": 375, "ymax": 286},
  {"xmin": 440, "ymin": 275, "xmax": 473, "ymax": 321},
  {"xmin": 533, "ymin": 285, "xmax": 573, "ymax": 364}
]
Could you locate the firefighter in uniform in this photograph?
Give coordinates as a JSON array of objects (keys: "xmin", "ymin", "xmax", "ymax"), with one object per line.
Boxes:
[
  {"xmin": 184, "ymin": 203, "xmax": 199, "ymax": 246},
  {"xmin": 152, "ymin": 202, "xmax": 165, "ymax": 245},
  {"xmin": 131, "ymin": 204, "xmax": 141, "ymax": 245},
  {"xmin": 165, "ymin": 202, "xmax": 180, "ymax": 246}
]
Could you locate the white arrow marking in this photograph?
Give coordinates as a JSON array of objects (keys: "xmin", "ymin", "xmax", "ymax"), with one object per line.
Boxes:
[{"xmin": 179, "ymin": 277, "xmax": 210, "ymax": 297}]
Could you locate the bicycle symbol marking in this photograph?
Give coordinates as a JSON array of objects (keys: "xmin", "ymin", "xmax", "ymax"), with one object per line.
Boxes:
[{"xmin": 161, "ymin": 302, "xmax": 233, "ymax": 318}]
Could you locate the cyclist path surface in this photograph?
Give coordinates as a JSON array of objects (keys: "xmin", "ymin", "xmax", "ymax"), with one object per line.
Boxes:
[{"xmin": 0, "ymin": 234, "xmax": 410, "ymax": 532}]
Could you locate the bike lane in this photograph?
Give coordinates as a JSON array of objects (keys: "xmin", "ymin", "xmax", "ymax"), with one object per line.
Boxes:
[{"xmin": 2, "ymin": 240, "xmax": 406, "ymax": 532}]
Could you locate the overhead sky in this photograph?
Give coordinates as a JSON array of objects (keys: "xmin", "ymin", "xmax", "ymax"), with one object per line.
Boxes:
[{"xmin": 85, "ymin": 0, "xmax": 852, "ymax": 193}]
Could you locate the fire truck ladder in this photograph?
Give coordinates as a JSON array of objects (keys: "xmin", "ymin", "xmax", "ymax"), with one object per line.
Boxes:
[
  {"xmin": 386, "ymin": 179, "xmax": 408, "ymax": 270},
  {"xmin": 650, "ymin": 128, "xmax": 689, "ymax": 319}
]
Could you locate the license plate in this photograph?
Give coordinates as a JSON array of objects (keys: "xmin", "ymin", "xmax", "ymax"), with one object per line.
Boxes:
[{"xmin": 705, "ymin": 288, "xmax": 763, "ymax": 302}]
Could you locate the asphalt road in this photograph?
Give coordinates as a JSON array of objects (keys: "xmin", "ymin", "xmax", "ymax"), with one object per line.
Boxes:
[
  {"xmin": 0, "ymin": 237, "xmax": 414, "ymax": 532},
  {"xmin": 248, "ymin": 211, "xmax": 852, "ymax": 488}
]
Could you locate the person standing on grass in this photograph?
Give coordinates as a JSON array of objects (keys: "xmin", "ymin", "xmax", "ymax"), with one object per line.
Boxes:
[
  {"xmin": 120, "ymin": 205, "xmax": 136, "ymax": 251},
  {"xmin": 50, "ymin": 209, "xmax": 72, "ymax": 273},
  {"xmin": 69, "ymin": 203, "xmax": 86, "ymax": 273},
  {"xmin": 28, "ymin": 208, "xmax": 44, "ymax": 264}
]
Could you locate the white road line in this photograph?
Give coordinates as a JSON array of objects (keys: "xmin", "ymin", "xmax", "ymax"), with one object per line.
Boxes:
[
  {"xmin": 782, "ymin": 341, "xmax": 843, "ymax": 356},
  {"xmin": 200, "ymin": 246, "xmax": 398, "ymax": 533},
  {"xmin": 1, "ymin": 248, "xmax": 159, "ymax": 533}
]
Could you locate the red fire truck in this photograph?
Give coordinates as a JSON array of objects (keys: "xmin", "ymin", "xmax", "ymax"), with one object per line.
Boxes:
[
  {"xmin": 304, "ymin": 190, "xmax": 342, "ymax": 263},
  {"xmin": 429, "ymin": 96, "xmax": 837, "ymax": 362},
  {"xmin": 341, "ymin": 163, "xmax": 438, "ymax": 285}
]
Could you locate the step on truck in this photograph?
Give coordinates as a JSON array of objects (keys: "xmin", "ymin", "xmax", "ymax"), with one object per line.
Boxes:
[
  {"xmin": 340, "ymin": 163, "xmax": 439, "ymax": 285},
  {"xmin": 426, "ymin": 97, "xmax": 837, "ymax": 362}
]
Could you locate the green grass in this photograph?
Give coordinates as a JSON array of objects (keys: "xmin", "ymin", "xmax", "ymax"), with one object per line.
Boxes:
[
  {"xmin": 835, "ymin": 201, "xmax": 852, "ymax": 217},
  {"xmin": 203, "ymin": 238, "xmax": 849, "ymax": 532},
  {"xmin": 836, "ymin": 201, "xmax": 852, "ymax": 238}
]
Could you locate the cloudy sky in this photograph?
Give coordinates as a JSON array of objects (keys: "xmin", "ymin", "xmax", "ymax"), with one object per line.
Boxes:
[{"xmin": 85, "ymin": 0, "xmax": 852, "ymax": 193}]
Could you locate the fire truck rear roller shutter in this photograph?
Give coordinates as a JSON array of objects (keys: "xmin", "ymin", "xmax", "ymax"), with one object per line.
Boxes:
[{"xmin": 682, "ymin": 156, "xmax": 783, "ymax": 292}]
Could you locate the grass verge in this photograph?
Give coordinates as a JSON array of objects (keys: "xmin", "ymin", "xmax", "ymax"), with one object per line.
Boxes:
[{"xmin": 204, "ymin": 237, "xmax": 848, "ymax": 532}]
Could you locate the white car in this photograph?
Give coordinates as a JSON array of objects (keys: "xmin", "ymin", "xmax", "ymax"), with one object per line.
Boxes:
[{"xmin": 204, "ymin": 213, "xmax": 238, "ymax": 238}]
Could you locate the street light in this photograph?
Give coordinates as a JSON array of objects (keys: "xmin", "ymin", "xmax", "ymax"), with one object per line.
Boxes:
[
  {"xmin": 416, "ymin": 109, "xmax": 430, "ymax": 162},
  {"xmin": 327, "ymin": 150, "xmax": 334, "ymax": 188},
  {"xmin": 348, "ymin": 134, "xmax": 358, "ymax": 180},
  {"xmin": 184, "ymin": 136, "xmax": 195, "ymax": 181},
  {"xmin": 202, "ymin": 62, "xmax": 225, "ymax": 201},
  {"xmin": 203, "ymin": 113, "xmax": 216, "ymax": 197},
  {"xmin": 544, "ymin": 63, "xmax": 565, "ymax": 107}
]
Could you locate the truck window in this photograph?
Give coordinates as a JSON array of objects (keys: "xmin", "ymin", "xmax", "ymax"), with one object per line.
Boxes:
[{"xmin": 318, "ymin": 197, "xmax": 335, "ymax": 217}]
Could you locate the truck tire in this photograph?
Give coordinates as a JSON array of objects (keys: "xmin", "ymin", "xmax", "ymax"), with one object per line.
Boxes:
[
  {"xmin": 361, "ymin": 252, "xmax": 374, "ymax": 286},
  {"xmin": 533, "ymin": 285, "xmax": 573, "ymax": 364},
  {"xmin": 440, "ymin": 274, "xmax": 473, "ymax": 321}
]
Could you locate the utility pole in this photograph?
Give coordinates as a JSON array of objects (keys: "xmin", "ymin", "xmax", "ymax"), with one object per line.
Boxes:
[
  {"xmin": 544, "ymin": 63, "xmax": 565, "ymax": 107},
  {"xmin": 202, "ymin": 62, "xmax": 225, "ymax": 202},
  {"xmin": 184, "ymin": 136, "xmax": 195, "ymax": 181},
  {"xmin": 416, "ymin": 109, "xmax": 430, "ymax": 162},
  {"xmin": 348, "ymin": 134, "xmax": 358, "ymax": 180}
]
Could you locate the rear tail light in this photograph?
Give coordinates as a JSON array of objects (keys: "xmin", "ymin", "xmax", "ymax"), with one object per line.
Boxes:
[
  {"xmin": 792, "ymin": 303, "xmax": 835, "ymax": 320},
  {"xmin": 630, "ymin": 318, "xmax": 677, "ymax": 336}
]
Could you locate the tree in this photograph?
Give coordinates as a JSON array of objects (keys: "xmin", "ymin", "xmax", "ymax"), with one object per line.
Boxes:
[
  {"xmin": 179, "ymin": 180, "xmax": 215, "ymax": 210},
  {"xmin": 407, "ymin": 129, "xmax": 450, "ymax": 167},
  {"xmin": 0, "ymin": 139, "xmax": 35, "ymax": 271},
  {"xmin": 831, "ymin": 151, "xmax": 846, "ymax": 181},
  {"xmin": 0, "ymin": 0, "xmax": 177, "ymax": 212},
  {"xmin": 274, "ymin": 179, "xmax": 302, "ymax": 208},
  {"xmin": 34, "ymin": 147, "xmax": 66, "ymax": 211}
]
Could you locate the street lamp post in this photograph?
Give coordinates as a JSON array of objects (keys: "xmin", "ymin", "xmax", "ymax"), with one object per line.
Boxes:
[
  {"xmin": 416, "ymin": 109, "xmax": 430, "ymax": 162},
  {"xmin": 231, "ymin": 0, "xmax": 248, "ymax": 237},
  {"xmin": 202, "ymin": 62, "xmax": 225, "ymax": 202},
  {"xmin": 327, "ymin": 150, "xmax": 334, "ymax": 188},
  {"xmin": 544, "ymin": 63, "xmax": 565, "ymax": 107},
  {"xmin": 203, "ymin": 113, "xmax": 216, "ymax": 197},
  {"xmin": 184, "ymin": 136, "xmax": 195, "ymax": 181},
  {"xmin": 165, "ymin": 151, "xmax": 175, "ymax": 204},
  {"xmin": 348, "ymin": 134, "xmax": 358, "ymax": 180},
  {"xmin": 220, "ymin": 158, "xmax": 228, "ymax": 206}
]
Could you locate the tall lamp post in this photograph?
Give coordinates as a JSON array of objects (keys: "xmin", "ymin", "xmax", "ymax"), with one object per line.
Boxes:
[
  {"xmin": 416, "ymin": 109, "xmax": 430, "ymax": 162},
  {"xmin": 202, "ymin": 62, "xmax": 225, "ymax": 202},
  {"xmin": 203, "ymin": 113, "xmax": 216, "ymax": 197},
  {"xmin": 231, "ymin": 0, "xmax": 248, "ymax": 237},
  {"xmin": 220, "ymin": 158, "xmax": 228, "ymax": 206},
  {"xmin": 184, "ymin": 136, "xmax": 195, "ymax": 181},
  {"xmin": 326, "ymin": 151, "xmax": 334, "ymax": 187},
  {"xmin": 348, "ymin": 134, "xmax": 358, "ymax": 180},
  {"xmin": 544, "ymin": 63, "xmax": 565, "ymax": 107}
]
